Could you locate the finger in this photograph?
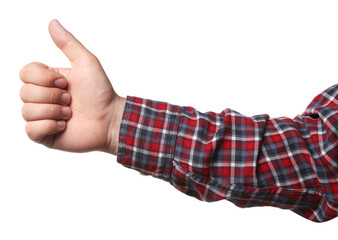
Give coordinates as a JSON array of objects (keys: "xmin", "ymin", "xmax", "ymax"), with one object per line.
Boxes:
[
  {"xmin": 22, "ymin": 103, "xmax": 71, "ymax": 121},
  {"xmin": 25, "ymin": 120, "xmax": 66, "ymax": 142},
  {"xmin": 19, "ymin": 62, "xmax": 67, "ymax": 88},
  {"xmin": 48, "ymin": 19, "xmax": 94, "ymax": 63},
  {"xmin": 20, "ymin": 84, "xmax": 71, "ymax": 105}
]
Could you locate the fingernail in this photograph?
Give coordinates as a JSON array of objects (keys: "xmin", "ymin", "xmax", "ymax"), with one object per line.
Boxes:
[
  {"xmin": 61, "ymin": 107, "xmax": 71, "ymax": 118},
  {"xmin": 61, "ymin": 93, "xmax": 70, "ymax": 104},
  {"xmin": 57, "ymin": 120, "xmax": 66, "ymax": 129},
  {"xmin": 55, "ymin": 78, "xmax": 67, "ymax": 88}
]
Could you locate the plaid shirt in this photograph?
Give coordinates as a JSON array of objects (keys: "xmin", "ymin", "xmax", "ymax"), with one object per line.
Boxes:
[{"xmin": 117, "ymin": 84, "xmax": 338, "ymax": 222}]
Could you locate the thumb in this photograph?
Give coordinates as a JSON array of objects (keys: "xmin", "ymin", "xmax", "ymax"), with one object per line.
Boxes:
[{"xmin": 48, "ymin": 19, "xmax": 93, "ymax": 63}]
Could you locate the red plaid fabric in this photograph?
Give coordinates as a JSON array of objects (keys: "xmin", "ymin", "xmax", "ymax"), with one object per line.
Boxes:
[{"xmin": 117, "ymin": 84, "xmax": 338, "ymax": 222}]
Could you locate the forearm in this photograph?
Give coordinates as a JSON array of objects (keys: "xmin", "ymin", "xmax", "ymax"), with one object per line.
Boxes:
[{"xmin": 115, "ymin": 84, "xmax": 338, "ymax": 222}]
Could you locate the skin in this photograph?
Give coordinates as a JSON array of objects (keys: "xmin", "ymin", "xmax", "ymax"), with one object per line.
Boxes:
[{"xmin": 19, "ymin": 19, "xmax": 126, "ymax": 155}]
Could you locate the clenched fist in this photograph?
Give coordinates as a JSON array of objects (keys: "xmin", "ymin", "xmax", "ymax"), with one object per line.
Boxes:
[{"xmin": 19, "ymin": 19, "xmax": 126, "ymax": 155}]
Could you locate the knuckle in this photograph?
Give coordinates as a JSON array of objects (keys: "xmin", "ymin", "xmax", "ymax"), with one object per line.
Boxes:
[
  {"xmin": 43, "ymin": 69, "xmax": 58, "ymax": 87},
  {"xmin": 19, "ymin": 62, "xmax": 44, "ymax": 82},
  {"xmin": 45, "ymin": 120, "xmax": 54, "ymax": 132},
  {"xmin": 48, "ymin": 105, "xmax": 57, "ymax": 117},
  {"xmin": 49, "ymin": 89, "xmax": 57, "ymax": 103},
  {"xmin": 28, "ymin": 62, "xmax": 44, "ymax": 69},
  {"xmin": 19, "ymin": 63, "xmax": 30, "ymax": 82},
  {"xmin": 90, "ymin": 54, "xmax": 99, "ymax": 62},
  {"xmin": 19, "ymin": 84, "xmax": 28, "ymax": 101},
  {"xmin": 42, "ymin": 71, "xmax": 53, "ymax": 87},
  {"xmin": 19, "ymin": 66, "xmax": 27, "ymax": 81},
  {"xmin": 86, "ymin": 54, "xmax": 99, "ymax": 64},
  {"xmin": 19, "ymin": 62, "xmax": 40, "ymax": 80},
  {"xmin": 25, "ymin": 123, "xmax": 35, "ymax": 140},
  {"xmin": 21, "ymin": 104, "xmax": 28, "ymax": 120}
]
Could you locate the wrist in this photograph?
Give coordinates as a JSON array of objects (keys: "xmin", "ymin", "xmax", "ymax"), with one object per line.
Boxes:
[{"xmin": 103, "ymin": 95, "xmax": 126, "ymax": 155}]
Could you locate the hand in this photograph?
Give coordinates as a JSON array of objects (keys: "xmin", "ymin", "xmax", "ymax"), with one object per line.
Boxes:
[{"xmin": 19, "ymin": 19, "xmax": 126, "ymax": 155}]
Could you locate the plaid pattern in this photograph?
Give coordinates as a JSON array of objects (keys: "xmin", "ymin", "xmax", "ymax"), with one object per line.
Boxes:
[{"xmin": 117, "ymin": 84, "xmax": 338, "ymax": 222}]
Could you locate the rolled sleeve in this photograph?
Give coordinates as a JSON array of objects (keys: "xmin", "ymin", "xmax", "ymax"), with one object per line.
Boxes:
[{"xmin": 116, "ymin": 84, "xmax": 338, "ymax": 222}]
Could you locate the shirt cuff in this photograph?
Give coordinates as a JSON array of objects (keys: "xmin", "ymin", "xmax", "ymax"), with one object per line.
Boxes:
[{"xmin": 117, "ymin": 96, "xmax": 181, "ymax": 181}]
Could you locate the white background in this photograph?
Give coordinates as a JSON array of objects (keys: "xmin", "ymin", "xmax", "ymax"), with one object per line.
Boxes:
[{"xmin": 0, "ymin": 0, "xmax": 337, "ymax": 239}]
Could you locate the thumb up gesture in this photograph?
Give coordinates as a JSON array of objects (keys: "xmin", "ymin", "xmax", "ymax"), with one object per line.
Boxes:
[{"xmin": 19, "ymin": 20, "xmax": 126, "ymax": 155}]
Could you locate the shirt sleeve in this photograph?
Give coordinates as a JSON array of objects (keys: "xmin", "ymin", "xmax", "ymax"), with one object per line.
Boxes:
[{"xmin": 117, "ymin": 84, "xmax": 338, "ymax": 223}]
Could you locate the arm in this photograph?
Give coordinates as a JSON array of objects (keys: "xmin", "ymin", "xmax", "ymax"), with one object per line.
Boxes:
[
  {"xmin": 19, "ymin": 20, "xmax": 337, "ymax": 223},
  {"xmin": 116, "ymin": 85, "xmax": 338, "ymax": 222}
]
